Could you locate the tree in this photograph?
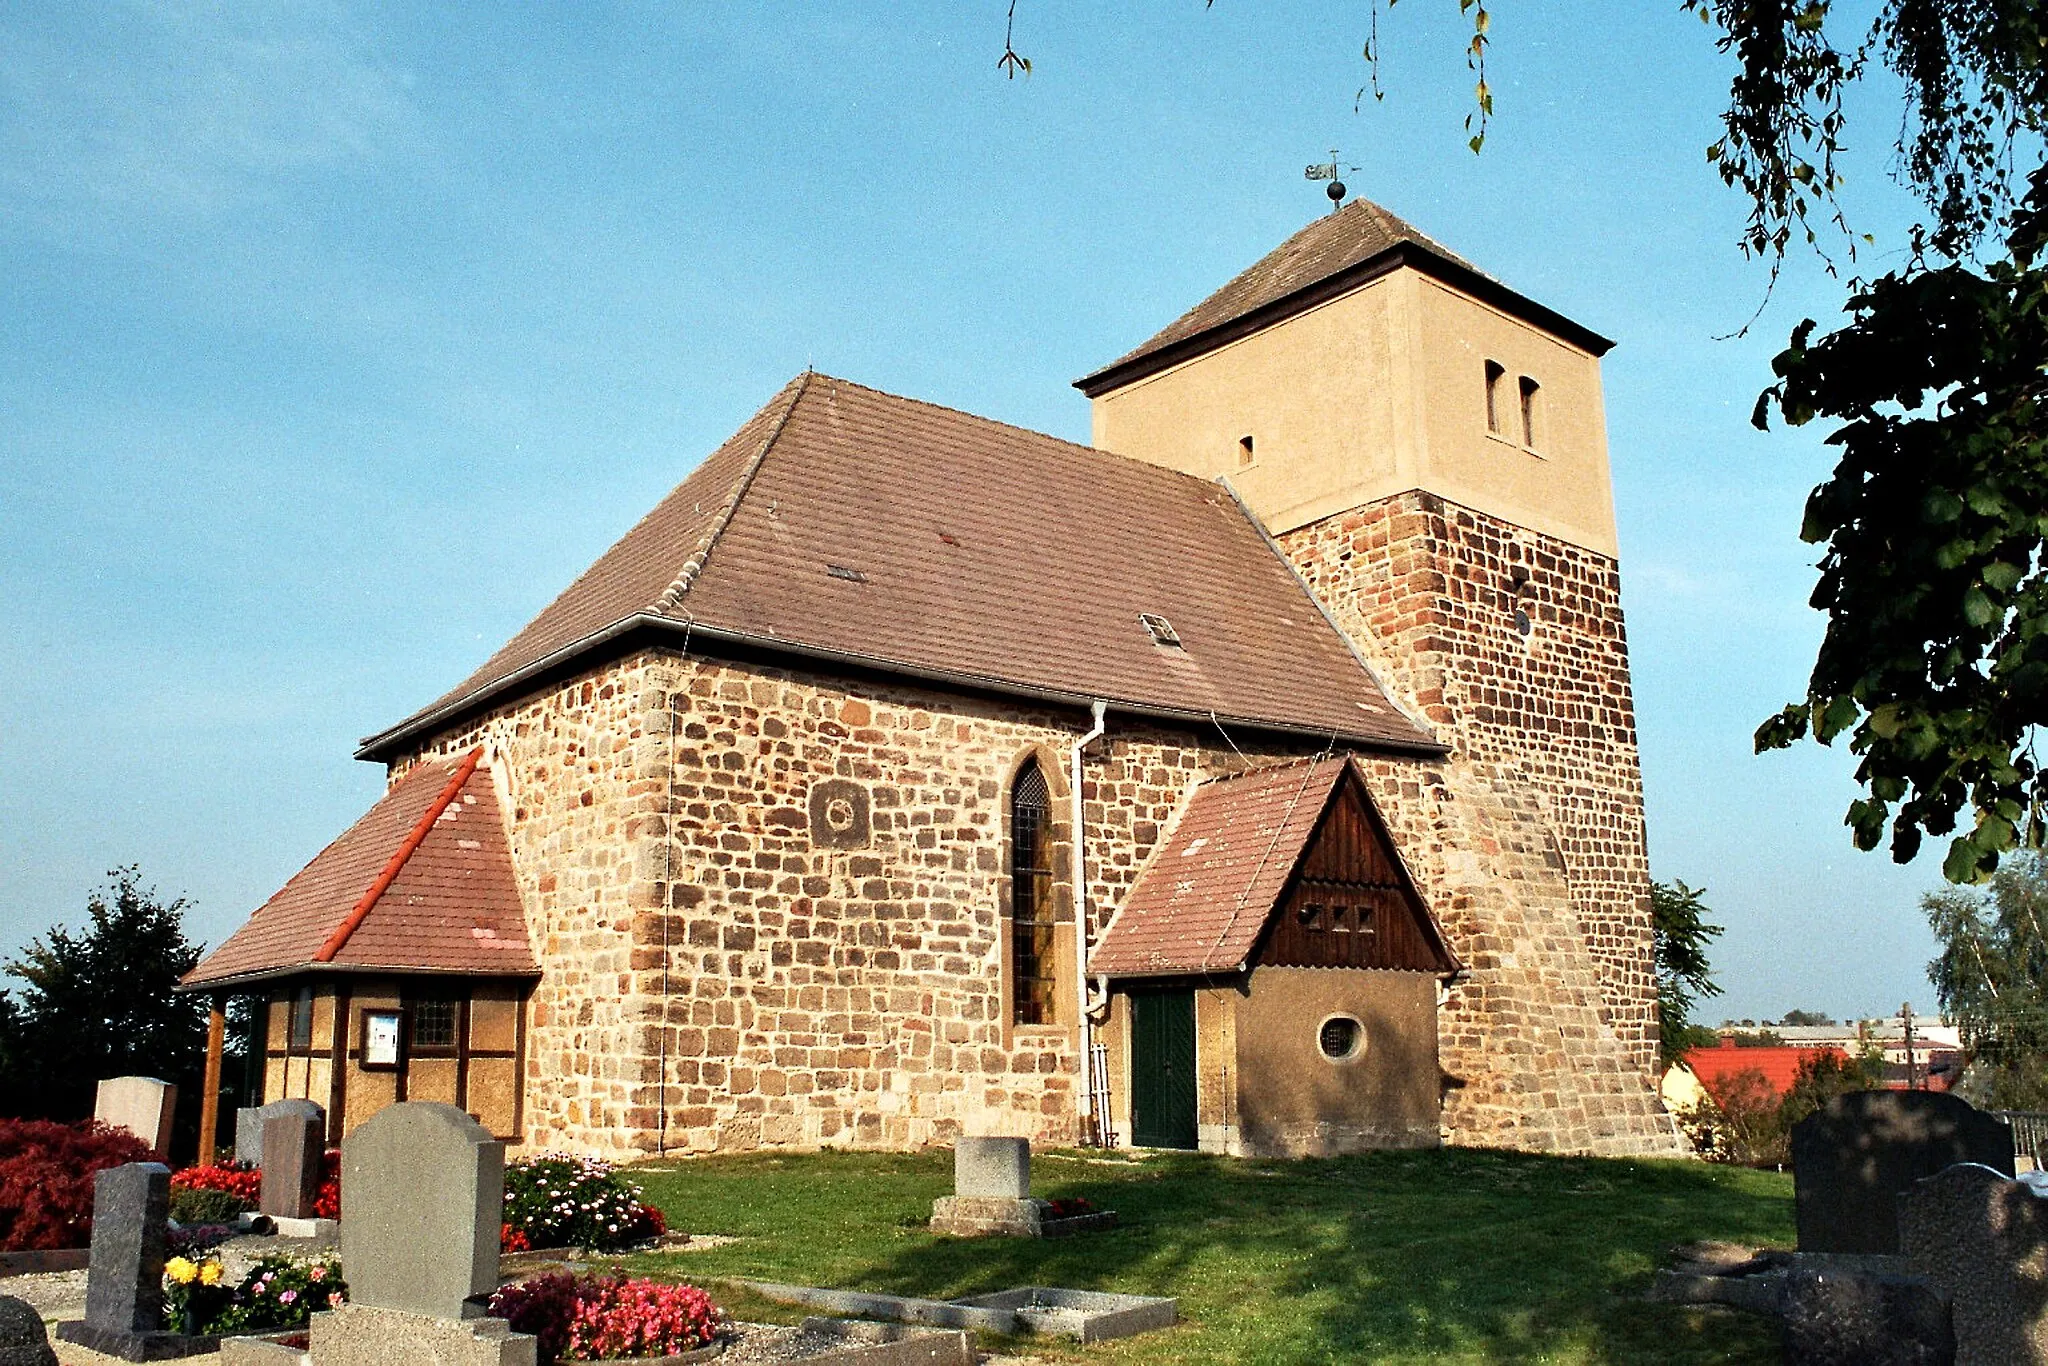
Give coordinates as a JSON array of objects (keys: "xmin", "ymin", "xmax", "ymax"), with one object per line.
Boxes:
[
  {"xmin": 1925, "ymin": 850, "xmax": 2048, "ymax": 1108},
  {"xmin": 1652, "ymin": 879, "xmax": 1725, "ymax": 1066},
  {"xmin": 1779, "ymin": 1008, "xmax": 1835, "ymax": 1027},
  {"xmin": 0, "ymin": 869, "xmax": 208, "ymax": 1129}
]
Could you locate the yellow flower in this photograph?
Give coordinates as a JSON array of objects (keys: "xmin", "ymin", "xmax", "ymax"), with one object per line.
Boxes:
[
  {"xmin": 165, "ymin": 1257, "xmax": 197, "ymax": 1285},
  {"xmin": 198, "ymin": 1261, "xmax": 224, "ymax": 1286}
]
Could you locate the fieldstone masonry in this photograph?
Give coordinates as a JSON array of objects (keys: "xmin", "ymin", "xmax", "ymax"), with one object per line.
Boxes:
[{"xmin": 399, "ymin": 613, "xmax": 1678, "ymax": 1159}]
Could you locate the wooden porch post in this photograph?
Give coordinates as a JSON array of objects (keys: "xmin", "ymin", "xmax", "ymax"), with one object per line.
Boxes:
[{"xmin": 200, "ymin": 995, "xmax": 226, "ymax": 1164}]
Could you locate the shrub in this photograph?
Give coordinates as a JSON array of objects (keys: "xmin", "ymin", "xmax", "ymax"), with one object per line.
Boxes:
[
  {"xmin": 314, "ymin": 1150, "xmax": 339, "ymax": 1220},
  {"xmin": 1698, "ymin": 1067, "xmax": 1790, "ymax": 1166},
  {"xmin": 502, "ymin": 1154, "xmax": 664, "ymax": 1252},
  {"xmin": 488, "ymin": 1273, "xmax": 721, "ymax": 1364},
  {"xmin": 172, "ymin": 1161, "xmax": 260, "ymax": 1205},
  {"xmin": 0, "ymin": 1118, "xmax": 154, "ymax": 1250},
  {"xmin": 168, "ymin": 1185, "xmax": 251, "ymax": 1225}
]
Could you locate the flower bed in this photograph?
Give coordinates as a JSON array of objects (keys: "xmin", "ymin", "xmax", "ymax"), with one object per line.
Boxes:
[
  {"xmin": 170, "ymin": 1151, "xmax": 340, "ymax": 1222},
  {"xmin": 164, "ymin": 1251, "xmax": 348, "ymax": 1336},
  {"xmin": 489, "ymin": 1272, "xmax": 722, "ymax": 1364},
  {"xmin": 502, "ymin": 1154, "xmax": 665, "ymax": 1253},
  {"xmin": 0, "ymin": 1118, "xmax": 155, "ymax": 1250}
]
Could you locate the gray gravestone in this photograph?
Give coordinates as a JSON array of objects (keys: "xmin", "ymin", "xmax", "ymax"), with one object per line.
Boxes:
[
  {"xmin": 0, "ymin": 1294, "xmax": 57, "ymax": 1366},
  {"xmin": 1901, "ymin": 1162, "xmax": 2048, "ymax": 1364},
  {"xmin": 955, "ymin": 1138, "xmax": 1030, "ymax": 1199},
  {"xmin": 259, "ymin": 1112, "xmax": 324, "ymax": 1220},
  {"xmin": 1781, "ymin": 1265, "xmax": 1955, "ymax": 1366},
  {"xmin": 56, "ymin": 1162, "xmax": 214, "ymax": 1359},
  {"xmin": 235, "ymin": 1099, "xmax": 324, "ymax": 1167},
  {"xmin": 339, "ymin": 1102, "xmax": 502, "ymax": 1320},
  {"xmin": 1793, "ymin": 1091, "xmax": 2015, "ymax": 1254},
  {"xmin": 94, "ymin": 1078, "xmax": 177, "ymax": 1159}
]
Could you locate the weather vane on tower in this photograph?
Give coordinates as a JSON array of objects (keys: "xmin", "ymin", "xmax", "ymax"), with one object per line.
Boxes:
[{"xmin": 1304, "ymin": 150, "xmax": 1361, "ymax": 214}]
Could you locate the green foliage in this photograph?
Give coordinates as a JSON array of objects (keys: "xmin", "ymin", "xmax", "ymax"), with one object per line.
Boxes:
[
  {"xmin": 1778, "ymin": 1009, "xmax": 1834, "ymax": 1026},
  {"xmin": 1723, "ymin": 1030, "xmax": 1786, "ymax": 1047},
  {"xmin": 1652, "ymin": 880, "xmax": 1724, "ymax": 1066},
  {"xmin": 628, "ymin": 1146, "xmax": 1792, "ymax": 1364},
  {"xmin": 0, "ymin": 869, "xmax": 207, "ymax": 1133},
  {"xmin": 1926, "ymin": 851, "xmax": 2048, "ymax": 1106},
  {"xmin": 1779, "ymin": 1047, "xmax": 1884, "ymax": 1130},
  {"xmin": 1697, "ymin": 1050, "xmax": 1881, "ymax": 1167},
  {"xmin": 167, "ymin": 1185, "xmax": 251, "ymax": 1226},
  {"xmin": 503, "ymin": 1153, "xmax": 661, "ymax": 1252},
  {"xmin": 200, "ymin": 1253, "xmax": 348, "ymax": 1335}
]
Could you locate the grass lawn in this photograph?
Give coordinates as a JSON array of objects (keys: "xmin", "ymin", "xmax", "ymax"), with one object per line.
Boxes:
[{"xmin": 618, "ymin": 1145, "xmax": 1791, "ymax": 1365}]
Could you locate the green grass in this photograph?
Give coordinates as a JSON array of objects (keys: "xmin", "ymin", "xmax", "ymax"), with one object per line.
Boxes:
[{"xmin": 611, "ymin": 1146, "xmax": 1791, "ymax": 1365}]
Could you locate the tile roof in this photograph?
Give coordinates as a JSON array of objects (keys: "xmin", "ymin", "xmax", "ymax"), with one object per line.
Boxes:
[
  {"xmin": 184, "ymin": 751, "xmax": 535, "ymax": 987},
  {"xmin": 1684, "ymin": 1041, "xmax": 1847, "ymax": 1099},
  {"xmin": 1074, "ymin": 197, "xmax": 1610, "ymax": 397},
  {"xmin": 1091, "ymin": 756, "xmax": 1345, "ymax": 977},
  {"xmin": 360, "ymin": 374, "xmax": 1437, "ymax": 759}
]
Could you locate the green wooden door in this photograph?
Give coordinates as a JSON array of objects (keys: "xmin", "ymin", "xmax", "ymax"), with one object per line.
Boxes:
[{"xmin": 1130, "ymin": 988, "xmax": 1198, "ymax": 1149}]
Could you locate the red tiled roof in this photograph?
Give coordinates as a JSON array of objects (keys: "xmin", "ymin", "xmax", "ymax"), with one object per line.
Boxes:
[
  {"xmin": 1074, "ymin": 197, "xmax": 1611, "ymax": 397},
  {"xmin": 1092, "ymin": 755, "xmax": 1455, "ymax": 977},
  {"xmin": 184, "ymin": 751, "xmax": 535, "ymax": 987},
  {"xmin": 1685, "ymin": 1040, "xmax": 1847, "ymax": 1099},
  {"xmin": 359, "ymin": 374, "xmax": 1437, "ymax": 760}
]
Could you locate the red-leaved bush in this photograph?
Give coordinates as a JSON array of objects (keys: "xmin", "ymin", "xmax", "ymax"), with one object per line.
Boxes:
[
  {"xmin": 172, "ymin": 1160, "xmax": 261, "ymax": 1203},
  {"xmin": 0, "ymin": 1118, "xmax": 154, "ymax": 1250},
  {"xmin": 488, "ymin": 1273, "xmax": 721, "ymax": 1364},
  {"xmin": 313, "ymin": 1151, "xmax": 340, "ymax": 1221}
]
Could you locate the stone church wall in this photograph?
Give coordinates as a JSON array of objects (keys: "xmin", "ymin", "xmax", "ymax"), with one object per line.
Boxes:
[{"xmin": 1281, "ymin": 489, "xmax": 1666, "ymax": 1083}]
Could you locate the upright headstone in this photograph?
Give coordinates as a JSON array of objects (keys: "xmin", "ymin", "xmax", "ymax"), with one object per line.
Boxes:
[
  {"xmin": 236, "ymin": 1099, "xmax": 324, "ymax": 1167},
  {"xmin": 55, "ymin": 1162, "xmax": 214, "ymax": 1359},
  {"xmin": 260, "ymin": 1112, "xmax": 325, "ymax": 1221},
  {"xmin": 955, "ymin": 1137, "xmax": 1030, "ymax": 1199},
  {"xmin": 314, "ymin": 1103, "xmax": 533, "ymax": 1366},
  {"xmin": 0, "ymin": 1294, "xmax": 58, "ymax": 1366},
  {"xmin": 1793, "ymin": 1091, "xmax": 2015, "ymax": 1254},
  {"xmin": 94, "ymin": 1078, "xmax": 177, "ymax": 1159},
  {"xmin": 1901, "ymin": 1162, "xmax": 2048, "ymax": 1364}
]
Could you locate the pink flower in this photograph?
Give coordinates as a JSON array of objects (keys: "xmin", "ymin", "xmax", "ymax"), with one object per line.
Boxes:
[{"xmin": 280, "ymin": 1290, "xmax": 298, "ymax": 1305}]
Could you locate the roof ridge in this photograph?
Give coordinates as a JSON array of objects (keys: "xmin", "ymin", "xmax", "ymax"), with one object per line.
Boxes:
[
  {"xmin": 1201, "ymin": 752, "xmax": 1344, "ymax": 786},
  {"xmin": 314, "ymin": 748, "xmax": 483, "ymax": 963},
  {"xmin": 655, "ymin": 371, "xmax": 813, "ymax": 614}
]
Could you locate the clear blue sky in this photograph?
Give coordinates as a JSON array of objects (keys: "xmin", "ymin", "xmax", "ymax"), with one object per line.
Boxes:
[{"xmin": 1, "ymin": 2, "xmax": 1948, "ymax": 1023}]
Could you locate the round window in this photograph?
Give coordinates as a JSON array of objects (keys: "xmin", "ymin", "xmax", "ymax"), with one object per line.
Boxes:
[{"xmin": 1318, "ymin": 1015, "xmax": 1365, "ymax": 1062}]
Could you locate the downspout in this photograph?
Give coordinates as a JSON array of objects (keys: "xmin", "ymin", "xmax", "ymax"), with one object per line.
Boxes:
[{"xmin": 1071, "ymin": 700, "xmax": 1107, "ymax": 1143}]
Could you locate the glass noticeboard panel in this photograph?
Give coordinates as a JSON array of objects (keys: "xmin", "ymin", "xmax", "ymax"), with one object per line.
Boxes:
[{"xmin": 361, "ymin": 1009, "xmax": 402, "ymax": 1069}]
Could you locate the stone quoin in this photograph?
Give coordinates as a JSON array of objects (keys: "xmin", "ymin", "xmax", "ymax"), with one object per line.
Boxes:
[{"xmin": 180, "ymin": 199, "xmax": 1684, "ymax": 1159}]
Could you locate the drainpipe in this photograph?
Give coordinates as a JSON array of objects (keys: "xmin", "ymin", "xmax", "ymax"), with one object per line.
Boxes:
[{"xmin": 1072, "ymin": 700, "xmax": 1107, "ymax": 1143}]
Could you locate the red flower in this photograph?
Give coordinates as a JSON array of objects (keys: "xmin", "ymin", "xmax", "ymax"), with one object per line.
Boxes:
[{"xmin": 500, "ymin": 1223, "xmax": 531, "ymax": 1253}]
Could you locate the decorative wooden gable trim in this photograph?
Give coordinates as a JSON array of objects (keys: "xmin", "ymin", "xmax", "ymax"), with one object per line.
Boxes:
[{"xmin": 1253, "ymin": 766, "xmax": 1460, "ymax": 975}]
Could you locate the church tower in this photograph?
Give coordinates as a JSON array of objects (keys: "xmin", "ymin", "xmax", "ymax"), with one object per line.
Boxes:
[{"xmin": 1077, "ymin": 200, "xmax": 1660, "ymax": 1084}]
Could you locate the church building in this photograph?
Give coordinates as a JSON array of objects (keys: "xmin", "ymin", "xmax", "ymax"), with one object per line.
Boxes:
[{"xmin": 183, "ymin": 199, "xmax": 1685, "ymax": 1160}]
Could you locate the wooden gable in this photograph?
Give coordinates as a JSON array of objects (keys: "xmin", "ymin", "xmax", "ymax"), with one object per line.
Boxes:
[{"xmin": 1253, "ymin": 768, "xmax": 1458, "ymax": 975}]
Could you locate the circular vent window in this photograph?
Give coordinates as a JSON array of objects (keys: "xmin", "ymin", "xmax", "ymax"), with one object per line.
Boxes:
[{"xmin": 1318, "ymin": 1015, "xmax": 1365, "ymax": 1062}]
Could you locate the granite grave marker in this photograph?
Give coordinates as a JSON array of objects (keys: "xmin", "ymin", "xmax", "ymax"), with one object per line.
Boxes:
[{"xmin": 1793, "ymin": 1090, "xmax": 2015, "ymax": 1254}]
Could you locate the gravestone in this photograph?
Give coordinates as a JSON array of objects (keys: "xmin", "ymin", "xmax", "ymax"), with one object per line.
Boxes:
[
  {"xmin": 94, "ymin": 1077, "xmax": 177, "ymax": 1158},
  {"xmin": 1793, "ymin": 1091, "xmax": 2014, "ymax": 1254},
  {"xmin": 1780, "ymin": 1265, "xmax": 1954, "ymax": 1366},
  {"xmin": 236, "ymin": 1098, "xmax": 324, "ymax": 1166},
  {"xmin": 259, "ymin": 1111, "xmax": 325, "ymax": 1221},
  {"xmin": 55, "ymin": 1162, "xmax": 215, "ymax": 1360},
  {"xmin": 0, "ymin": 1294, "xmax": 57, "ymax": 1366},
  {"xmin": 955, "ymin": 1137, "xmax": 1030, "ymax": 1198},
  {"xmin": 1901, "ymin": 1162, "xmax": 2048, "ymax": 1364},
  {"xmin": 312, "ymin": 1102, "xmax": 534, "ymax": 1366}
]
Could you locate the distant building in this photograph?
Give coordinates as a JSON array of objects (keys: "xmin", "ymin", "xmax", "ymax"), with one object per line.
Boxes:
[{"xmin": 1686, "ymin": 1037, "xmax": 1846, "ymax": 1098}]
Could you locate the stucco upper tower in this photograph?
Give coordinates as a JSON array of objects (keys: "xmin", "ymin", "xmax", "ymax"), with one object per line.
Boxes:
[{"xmin": 1078, "ymin": 200, "xmax": 1663, "ymax": 1081}]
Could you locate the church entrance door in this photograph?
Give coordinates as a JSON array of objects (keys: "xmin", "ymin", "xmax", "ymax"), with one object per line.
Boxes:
[{"xmin": 1129, "ymin": 988, "xmax": 1197, "ymax": 1149}]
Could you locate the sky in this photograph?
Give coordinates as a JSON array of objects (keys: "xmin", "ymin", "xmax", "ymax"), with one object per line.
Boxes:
[{"xmin": 0, "ymin": 2, "xmax": 1956, "ymax": 1024}]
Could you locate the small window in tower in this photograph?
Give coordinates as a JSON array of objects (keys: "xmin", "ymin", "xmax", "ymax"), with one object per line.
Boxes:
[
  {"xmin": 1484, "ymin": 360, "xmax": 1506, "ymax": 435},
  {"xmin": 1519, "ymin": 375, "xmax": 1542, "ymax": 449},
  {"xmin": 1238, "ymin": 435, "xmax": 1255, "ymax": 467}
]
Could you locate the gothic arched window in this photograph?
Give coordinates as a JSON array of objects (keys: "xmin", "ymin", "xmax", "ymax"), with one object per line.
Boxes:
[{"xmin": 1010, "ymin": 760, "xmax": 1059, "ymax": 1026}]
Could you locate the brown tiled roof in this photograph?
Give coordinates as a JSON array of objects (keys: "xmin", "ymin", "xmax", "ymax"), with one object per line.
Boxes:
[
  {"xmin": 184, "ymin": 751, "xmax": 535, "ymax": 987},
  {"xmin": 1075, "ymin": 197, "xmax": 1610, "ymax": 396},
  {"xmin": 360, "ymin": 374, "xmax": 1437, "ymax": 759},
  {"xmin": 1091, "ymin": 756, "xmax": 1349, "ymax": 977}
]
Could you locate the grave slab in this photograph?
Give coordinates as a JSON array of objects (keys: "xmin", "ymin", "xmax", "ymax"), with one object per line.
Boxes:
[
  {"xmin": 260, "ymin": 1115, "xmax": 324, "ymax": 1221},
  {"xmin": 236, "ymin": 1103, "xmax": 323, "ymax": 1168},
  {"xmin": 1901, "ymin": 1162, "xmax": 2048, "ymax": 1365},
  {"xmin": 308, "ymin": 1306, "xmax": 534, "ymax": 1366},
  {"xmin": 797, "ymin": 1318, "xmax": 973, "ymax": 1366},
  {"xmin": 1793, "ymin": 1091, "xmax": 2015, "ymax": 1254},
  {"xmin": 1780, "ymin": 1265, "xmax": 1954, "ymax": 1366},
  {"xmin": 93, "ymin": 1081, "xmax": 175, "ymax": 1160}
]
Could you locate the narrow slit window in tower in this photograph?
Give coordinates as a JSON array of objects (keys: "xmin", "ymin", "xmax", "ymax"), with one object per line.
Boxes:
[
  {"xmin": 1519, "ymin": 375, "xmax": 1542, "ymax": 450},
  {"xmin": 1484, "ymin": 360, "xmax": 1507, "ymax": 434}
]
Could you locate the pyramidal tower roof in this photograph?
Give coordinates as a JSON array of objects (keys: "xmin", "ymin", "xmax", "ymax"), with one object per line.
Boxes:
[{"xmin": 1076, "ymin": 197, "xmax": 1611, "ymax": 397}]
